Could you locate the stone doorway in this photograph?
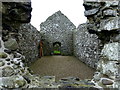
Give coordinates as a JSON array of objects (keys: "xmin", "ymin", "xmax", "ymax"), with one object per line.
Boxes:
[{"xmin": 53, "ymin": 42, "xmax": 61, "ymax": 55}]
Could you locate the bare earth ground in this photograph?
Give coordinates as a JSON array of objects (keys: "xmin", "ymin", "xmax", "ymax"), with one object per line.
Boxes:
[{"xmin": 30, "ymin": 56, "xmax": 95, "ymax": 81}]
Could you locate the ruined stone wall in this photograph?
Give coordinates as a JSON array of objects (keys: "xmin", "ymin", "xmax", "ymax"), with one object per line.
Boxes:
[
  {"xmin": 40, "ymin": 11, "xmax": 76, "ymax": 56},
  {"xmin": 83, "ymin": 0, "xmax": 120, "ymax": 88},
  {"xmin": 19, "ymin": 23, "xmax": 41, "ymax": 64},
  {"xmin": 0, "ymin": 1, "xmax": 42, "ymax": 88},
  {"xmin": 2, "ymin": 2, "xmax": 40, "ymax": 64},
  {"xmin": 73, "ymin": 23, "xmax": 100, "ymax": 69}
]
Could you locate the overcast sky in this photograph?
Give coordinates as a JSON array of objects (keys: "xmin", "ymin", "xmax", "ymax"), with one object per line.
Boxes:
[{"xmin": 30, "ymin": 0, "xmax": 87, "ymax": 31}]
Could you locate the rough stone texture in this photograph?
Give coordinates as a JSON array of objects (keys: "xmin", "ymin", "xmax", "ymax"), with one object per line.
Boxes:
[
  {"xmin": 102, "ymin": 78, "xmax": 113, "ymax": 85},
  {"xmin": 73, "ymin": 23, "xmax": 100, "ymax": 69},
  {"xmin": 101, "ymin": 42, "xmax": 119, "ymax": 61},
  {"xmin": 1, "ymin": 1, "xmax": 43, "ymax": 88},
  {"xmin": 2, "ymin": 66, "xmax": 15, "ymax": 77},
  {"xmin": 40, "ymin": 11, "xmax": 76, "ymax": 56},
  {"xmin": 1, "ymin": 0, "xmax": 119, "ymax": 89},
  {"xmin": 19, "ymin": 23, "xmax": 41, "ymax": 64},
  {"xmin": 100, "ymin": 17, "xmax": 120, "ymax": 31},
  {"xmin": 4, "ymin": 38, "xmax": 18, "ymax": 51},
  {"xmin": 103, "ymin": 9, "xmax": 117, "ymax": 17},
  {"xmin": 84, "ymin": 0, "xmax": 120, "ymax": 89},
  {"xmin": 2, "ymin": 2, "xmax": 32, "ymax": 23},
  {"xmin": 1, "ymin": 1, "xmax": 97, "ymax": 89},
  {"xmin": 0, "ymin": 52, "xmax": 7, "ymax": 58},
  {"xmin": 2, "ymin": 1, "xmax": 40, "ymax": 64}
]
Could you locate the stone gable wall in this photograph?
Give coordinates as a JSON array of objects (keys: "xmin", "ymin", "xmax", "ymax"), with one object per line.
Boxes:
[{"xmin": 40, "ymin": 11, "xmax": 76, "ymax": 56}]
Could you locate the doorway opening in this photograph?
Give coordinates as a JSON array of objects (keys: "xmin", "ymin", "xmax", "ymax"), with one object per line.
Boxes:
[{"xmin": 53, "ymin": 42, "xmax": 61, "ymax": 55}]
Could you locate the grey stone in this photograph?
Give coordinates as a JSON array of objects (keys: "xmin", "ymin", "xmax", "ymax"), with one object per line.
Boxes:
[
  {"xmin": 102, "ymin": 79, "xmax": 113, "ymax": 85},
  {"xmin": 2, "ymin": 66, "xmax": 14, "ymax": 77},
  {"xmin": 101, "ymin": 42, "xmax": 119, "ymax": 61},
  {"xmin": 84, "ymin": 0, "xmax": 120, "ymax": 88},
  {"xmin": 2, "ymin": 76, "xmax": 26, "ymax": 88},
  {"xmin": 100, "ymin": 17, "xmax": 120, "ymax": 31},
  {"xmin": 93, "ymin": 72, "xmax": 102, "ymax": 81},
  {"xmin": 83, "ymin": 2, "xmax": 101, "ymax": 10},
  {"xmin": 40, "ymin": 11, "xmax": 76, "ymax": 56},
  {"xmin": 103, "ymin": 9, "xmax": 117, "ymax": 17},
  {"xmin": 110, "ymin": 34, "xmax": 120, "ymax": 42},
  {"xmin": 59, "ymin": 77, "xmax": 95, "ymax": 88},
  {"xmin": 4, "ymin": 38, "xmax": 18, "ymax": 50},
  {"xmin": 2, "ymin": 2, "xmax": 32, "ymax": 23},
  {"xmin": 73, "ymin": 23, "xmax": 99, "ymax": 69},
  {"xmin": 105, "ymin": 1, "xmax": 119, "ymax": 7},
  {"xmin": 84, "ymin": 8, "xmax": 99, "ymax": 16},
  {"xmin": 0, "ymin": 52, "xmax": 8, "ymax": 58},
  {"xmin": 0, "ymin": 61, "xmax": 5, "ymax": 67},
  {"xmin": 19, "ymin": 23, "xmax": 41, "ymax": 63}
]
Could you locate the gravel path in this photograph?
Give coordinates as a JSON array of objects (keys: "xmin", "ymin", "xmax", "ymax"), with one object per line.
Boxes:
[{"xmin": 30, "ymin": 56, "xmax": 95, "ymax": 81}]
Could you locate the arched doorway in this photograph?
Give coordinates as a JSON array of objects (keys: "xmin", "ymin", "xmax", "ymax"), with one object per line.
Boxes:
[{"xmin": 53, "ymin": 42, "xmax": 61, "ymax": 55}]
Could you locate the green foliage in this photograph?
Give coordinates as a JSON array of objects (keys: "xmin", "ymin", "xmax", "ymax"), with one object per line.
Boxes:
[{"xmin": 54, "ymin": 50, "xmax": 61, "ymax": 54}]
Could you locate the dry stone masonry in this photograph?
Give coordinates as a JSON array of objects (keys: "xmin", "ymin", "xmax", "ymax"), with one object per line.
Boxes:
[
  {"xmin": 83, "ymin": 0, "xmax": 120, "ymax": 88},
  {"xmin": 40, "ymin": 11, "xmax": 76, "ymax": 56},
  {"xmin": 2, "ymin": 1, "xmax": 40, "ymax": 64},
  {"xmin": 0, "ymin": 0, "xmax": 119, "ymax": 89},
  {"xmin": 0, "ymin": 1, "xmax": 44, "ymax": 88},
  {"xmin": 73, "ymin": 23, "xmax": 100, "ymax": 69},
  {"xmin": 19, "ymin": 23, "xmax": 41, "ymax": 64},
  {"xmin": 0, "ymin": 1, "xmax": 97, "ymax": 89}
]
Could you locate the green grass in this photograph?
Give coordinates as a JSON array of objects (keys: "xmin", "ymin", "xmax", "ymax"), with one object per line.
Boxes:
[{"xmin": 54, "ymin": 51, "xmax": 61, "ymax": 54}]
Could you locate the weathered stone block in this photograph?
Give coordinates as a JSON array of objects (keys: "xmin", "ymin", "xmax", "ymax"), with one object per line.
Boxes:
[
  {"xmin": 2, "ymin": 76, "xmax": 26, "ymax": 88},
  {"xmin": 103, "ymin": 9, "xmax": 117, "ymax": 17},
  {"xmin": 100, "ymin": 17, "xmax": 120, "ymax": 31},
  {"xmin": 84, "ymin": 8, "xmax": 99, "ymax": 16},
  {"xmin": 97, "ymin": 60, "xmax": 118, "ymax": 79},
  {"xmin": 0, "ymin": 52, "xmax": 7, "ymax": 58},
  {"xmin": 4, "ymin": 38, "xmax": 18, "ymax": 51},
  {"xmin": 102, "ymin": 78, "xmax": 113, "ymax": 85},
  {"xmin": 101, "ymin": 42, "xmax": 119, "ymax": 61},
  {"xmin": 2, "ymin": 66, "xmax": 14, "ymax": 77}
]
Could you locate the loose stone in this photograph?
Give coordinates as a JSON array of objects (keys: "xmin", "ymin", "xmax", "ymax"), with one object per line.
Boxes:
[
  {"xmin": 0, "ymin": 52, "xmax": 8, "ymax": 58},
  {"xmin": 102, "ymin": 79, "xmax": 113, "ymax": 85},
  {"xmin": 0, "ymin": 61, "xmax": 5, "ymax": 67},
  {"xmin": 2, "ymin": 66, "xmax": 14, "ymax": 77}
]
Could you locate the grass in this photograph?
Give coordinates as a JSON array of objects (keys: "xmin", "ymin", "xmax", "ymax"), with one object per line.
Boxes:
[{"xmin": 54, "ymin": 50, "xmax": 61, "ymax": 54}]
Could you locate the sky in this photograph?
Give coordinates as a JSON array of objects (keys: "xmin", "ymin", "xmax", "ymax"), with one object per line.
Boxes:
[{"xmin": 30, "ymin": 0, "xmax": 87, "ymax": 31}]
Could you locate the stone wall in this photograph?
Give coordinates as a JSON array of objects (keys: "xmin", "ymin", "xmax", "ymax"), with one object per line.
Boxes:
[
  {"xmin": 2, "ymin": 2, "xmax": 40, "ymax": 64},
  {"xmin": 73, "ymin": 23, "xmax": 100, "ymax": 69},
  {"xmin": 19, "ymin": 23, "xmax": 41, "ymax": 64},
  {"xmin": 83, "ymin": 0, "xmax": 120, "ymax": 88},
  {"xmin": 1, "ymin": 1, "xmax": 34, "ymax": 88},
  {"xmin": 40, "ymin": 11, "xmax": 76, "ymax": 56},
  {"xmin": 1, "ymin": 0, "xmax": 119, "ymax": 89}
]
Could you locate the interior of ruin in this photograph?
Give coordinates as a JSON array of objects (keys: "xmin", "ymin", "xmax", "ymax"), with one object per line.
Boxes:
[{"xmin": 0, "ymin": 0, "xmax": 119, "ymax": 89}]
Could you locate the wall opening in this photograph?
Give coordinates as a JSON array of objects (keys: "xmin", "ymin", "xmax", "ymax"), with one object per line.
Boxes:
[{"xmin": 53, "ymin": 42, "xmax": 61, "ymax": 55}]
